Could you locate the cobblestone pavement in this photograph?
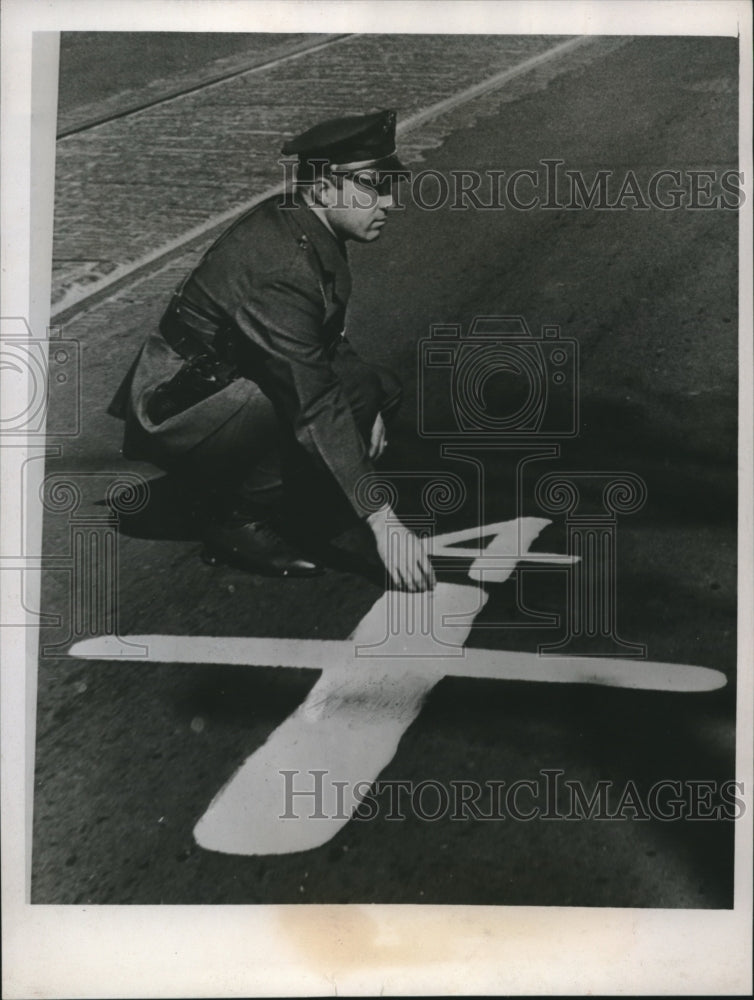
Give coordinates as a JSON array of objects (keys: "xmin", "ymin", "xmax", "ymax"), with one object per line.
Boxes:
[
  {"xmin": 53, "ymin": 34, "xmax": 630, "ymax": 311},
  {"xmin": 56, "ymin": 32, "xmax": 326, "ymax": 135}
]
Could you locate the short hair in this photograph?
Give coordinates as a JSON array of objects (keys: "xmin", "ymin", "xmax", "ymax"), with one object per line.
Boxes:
[{"xmin": 294, "ymin": 158, "xmax": 334, "ymax": 185}]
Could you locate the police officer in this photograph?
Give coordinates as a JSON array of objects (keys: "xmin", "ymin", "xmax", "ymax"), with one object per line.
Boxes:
[{"xmin": 109, "ymin": 109, "xmax": 435, "ymax": 592}]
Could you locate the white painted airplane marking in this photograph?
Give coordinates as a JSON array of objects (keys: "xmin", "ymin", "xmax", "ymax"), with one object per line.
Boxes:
[{"xmin": 70, "ymin": 518, "xmax": 726, "ymax": 856}]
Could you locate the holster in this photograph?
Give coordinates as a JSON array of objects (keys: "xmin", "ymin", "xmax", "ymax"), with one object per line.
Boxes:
[{"xmin": 147, "ymin": 296, "xmax": 241, "ymax": 425}]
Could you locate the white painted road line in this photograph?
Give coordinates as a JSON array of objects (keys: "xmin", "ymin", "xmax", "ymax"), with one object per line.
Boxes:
[
  {"xmin": 67, "ymin": 515, "xmax": 725, "ymax": 855},
  {"xmin": 398, "ymin": 35, "xmax": 590, "ymax": 134},
  {"xmin": 69, "ymin": 633, "xmax": 727, "ymax": 693}
]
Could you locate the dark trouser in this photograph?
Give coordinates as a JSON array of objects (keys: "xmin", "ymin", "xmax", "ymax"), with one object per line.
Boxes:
[{"xmin": 155, "ymin": 348, "xmax": 401, "ymax": 529}]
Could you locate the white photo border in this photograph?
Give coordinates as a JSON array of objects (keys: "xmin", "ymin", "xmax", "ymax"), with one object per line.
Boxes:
[{"xmin": 1, "ymin": 1, "xmax": 752, "ymax": 996}]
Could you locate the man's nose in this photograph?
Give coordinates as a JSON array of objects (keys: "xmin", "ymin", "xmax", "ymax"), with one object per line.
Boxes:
[{"xmin": 377, "ymin": 191, "xmax": 395, "ymax": 210}]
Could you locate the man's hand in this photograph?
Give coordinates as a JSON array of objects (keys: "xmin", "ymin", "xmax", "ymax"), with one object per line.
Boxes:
[
  {"xmin": 366, "ymin": 506, "xmax": 436, "ymax": 592},
  {"xmin": 368, "ymin": 412, "xmax": 388, "ymax": 460}
]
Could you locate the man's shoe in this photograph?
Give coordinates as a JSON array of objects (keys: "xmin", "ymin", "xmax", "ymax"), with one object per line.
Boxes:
[{"xmin": 201, "ymin": 520, "xmax": 324, "ymax": 577}]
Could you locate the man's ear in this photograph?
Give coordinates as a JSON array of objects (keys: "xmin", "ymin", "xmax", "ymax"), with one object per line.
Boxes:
[{"xmin": 311, "ymin": 174, "xmax": 338, "ymax": 208}]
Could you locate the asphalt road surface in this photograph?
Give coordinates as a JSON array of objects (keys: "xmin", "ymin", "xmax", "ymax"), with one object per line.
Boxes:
[{"xmin": 32, "ymin": 33, "xmax": 738, "ymax": 905}]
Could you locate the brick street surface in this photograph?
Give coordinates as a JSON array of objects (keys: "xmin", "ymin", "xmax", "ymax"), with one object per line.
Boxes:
[
  {"xmin": 52, "ymin": 33, "xmax": 611, "ymax": 308},
  {"xmin": 56, "ymin": 32, "xmax": 324, "ymax": 135}
]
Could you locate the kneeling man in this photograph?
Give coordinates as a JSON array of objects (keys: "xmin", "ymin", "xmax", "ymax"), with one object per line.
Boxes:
[{"xmin": 109, "ymin": 109, "xmax": 434, "ymax": 592}]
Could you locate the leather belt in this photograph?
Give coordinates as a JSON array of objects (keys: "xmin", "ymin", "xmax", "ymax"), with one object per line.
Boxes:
[{"xmin": 149, "ymin": 298, "xmax": 241, "ymax": 425}]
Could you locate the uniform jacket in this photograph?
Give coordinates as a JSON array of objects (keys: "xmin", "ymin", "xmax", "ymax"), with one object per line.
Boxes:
[{"xmin": 110, "ymin": 191, "xmax": 379, "ymax": 514}]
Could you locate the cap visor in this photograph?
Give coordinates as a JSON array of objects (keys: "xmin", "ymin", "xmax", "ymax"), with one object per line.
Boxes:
[
  {"xmin": 374, "ymin": 153, "xmax": 407, "ymax": 174},
  {"xmin": 333, "ymin": 152, "xmax": 407, "ymax": 174}
]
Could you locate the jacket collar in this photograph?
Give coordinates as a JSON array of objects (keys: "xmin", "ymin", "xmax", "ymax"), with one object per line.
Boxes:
[{"xmin": 280, "ymin": 190, "xmax": 352, "ymax": 307}]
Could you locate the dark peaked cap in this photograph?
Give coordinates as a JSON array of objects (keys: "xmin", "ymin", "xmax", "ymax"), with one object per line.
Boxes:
[{"xmin": 281, "ymin": 109, "xmax": 405, "ymax": 171}]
